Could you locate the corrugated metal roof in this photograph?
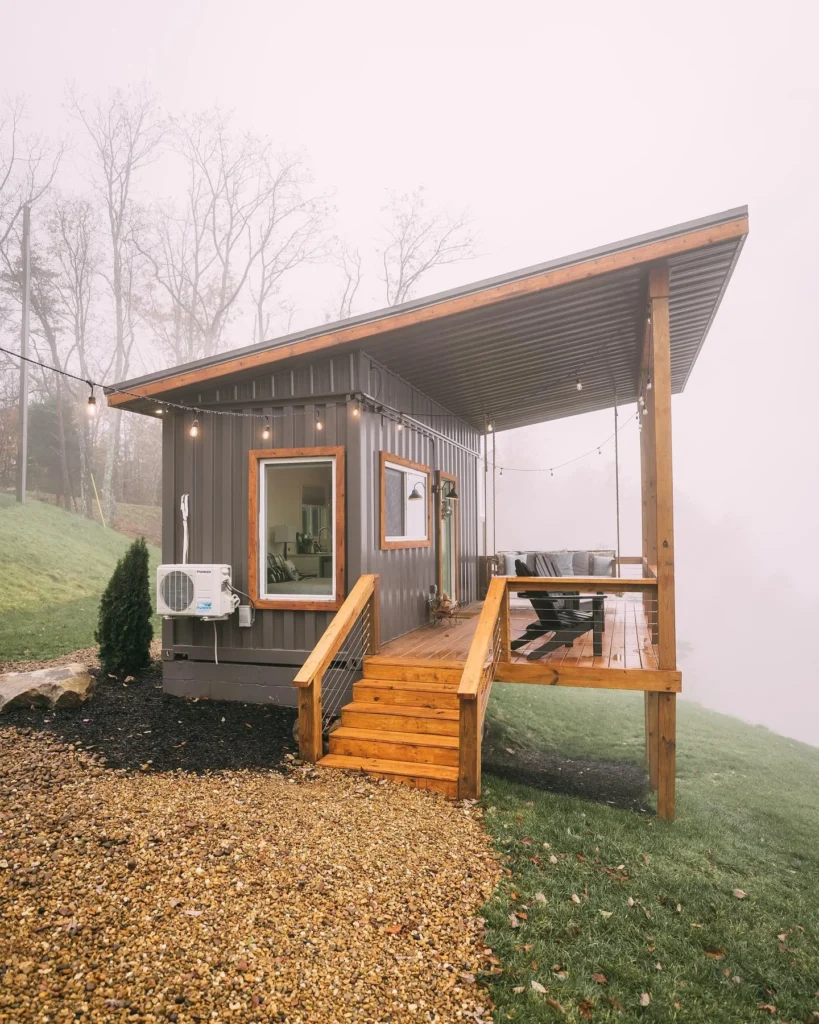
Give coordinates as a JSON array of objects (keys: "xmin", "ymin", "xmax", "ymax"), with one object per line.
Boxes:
[{"xmin": 110, "ymin": 206, "xmax": 748, "ymax": 429}]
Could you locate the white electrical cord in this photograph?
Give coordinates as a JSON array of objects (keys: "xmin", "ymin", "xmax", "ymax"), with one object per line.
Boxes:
[
  {"xmin": 181, "ymin": 493, "xmax": 190, "ymax": 565},
  {"xmin": 213, "ymin": 620, "xmax": 218, "ymax": 664}
]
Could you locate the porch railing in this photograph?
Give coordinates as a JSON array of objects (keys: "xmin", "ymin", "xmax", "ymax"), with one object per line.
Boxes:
[
  {"xmin": 456, "ymin": 570, "xmax": 680, "ymax": 800},
  {"xmin": 292, "ymin": 574, "xmax": 380, "ymax": 762}
]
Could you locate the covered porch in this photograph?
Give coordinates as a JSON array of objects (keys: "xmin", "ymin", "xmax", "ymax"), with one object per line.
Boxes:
[{"xmin": 289, "ymin": 208, "xmax": 748, "ymax": 820}]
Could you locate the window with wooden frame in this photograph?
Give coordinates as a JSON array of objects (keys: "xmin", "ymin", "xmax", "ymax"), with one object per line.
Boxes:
[
  {"xmin": 248, "ymin": 447, "xmax": 345, "ymax": 610},
  {"xmin": 379, "ymin": 451, "xmax": 432, "ymax": 550}
]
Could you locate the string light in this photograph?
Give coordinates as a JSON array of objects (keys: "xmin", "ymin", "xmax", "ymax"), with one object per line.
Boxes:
[
  {"xmin": 262, "ymin": 417, "xmax": 271, "ymax": 440},
  {"xmin": 487, "ymin": 421, "xmax": 494, "ymax": 433},
  {"xmin": 154, "ymin": 407, "xmax": 163, "ymax": 415},
  {"xmin": 642, "ymin": 405, "xmax": 648, "ymax": 416},
  {"xmin": 397, "ymin": 420, "xmax": 403, "ymax": 432},
  {"xmin": 646, "ymin": 375, "xmax": 652, "ymax": 391},
  {"xmin": 575, "ymin": 377, "xmax": 583, "ymax": 392},
  {"xmin": 598, "ymin": 447, "xmax": 602, "ymax": 455},
  {"xmin": 86, "ymin": 383, "xmax": 97, "ymax": 417},
  {"xmin": 315, "ymin": 410, "xmax": 323, "ymax": 432},
  {"xmin": 352, "ymin": 400, "xmax": 360, "ymax": 417},
  {"xmin": 189, "ymin": 418, "xmax": 199, "ymax": 438}
]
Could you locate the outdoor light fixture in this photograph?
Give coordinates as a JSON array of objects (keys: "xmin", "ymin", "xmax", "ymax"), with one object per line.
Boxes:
[
  {"xmin": 86, "ymin": 383, "xmax": 97, "ymax": 416},
  {"xmin": 408, "ymin": 481, "xmax": 425, "ymax": 501},
  {"xmin": 154, "ymin": 407, "xmax": 164, "ymax": 415},
  {"xmin": 443, "ymin": 482, "xmax": 459, "ymax": 500},
  {"xmin": 262, "ymin": 417, "xmax": 271, "ymax": 440},
  {"xmin": 189, "ymin": 418, "xmax": 200, "ymax": 438},
  {"xmin": 315, "ymin": 410, "xmax": 323, "ymax": 431}
]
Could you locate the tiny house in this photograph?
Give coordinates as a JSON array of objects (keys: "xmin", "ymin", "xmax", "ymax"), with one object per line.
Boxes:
[{"xmin": 110, "ymin": 207, "xmax": 748, "ymax": 816}]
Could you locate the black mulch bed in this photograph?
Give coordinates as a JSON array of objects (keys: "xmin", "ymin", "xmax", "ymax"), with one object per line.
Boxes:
[
  {"xmin": 0, "ymin": 662, "xmax": 298, "ymax": 775},
  {"xmin": 483, "ymin": 741, "xmax": 651, "ymax": 812}
]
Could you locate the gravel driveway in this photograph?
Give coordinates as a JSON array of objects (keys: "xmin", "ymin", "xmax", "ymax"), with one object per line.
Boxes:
[{"xmin": 0, "ymin": 676, "xmax": 501, "ymax": 1024}]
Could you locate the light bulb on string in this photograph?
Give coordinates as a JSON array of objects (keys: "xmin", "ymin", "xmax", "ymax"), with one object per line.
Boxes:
[
  {"xmin": 352, "ymin": 399, "xmax": 360, "ymax": 417},
  {"xmin": 486, "ymin": 421, "xmax": 494, "ymax": 433},
  {"xmin": 86, "ymin": 383, "xmax": 97, "ymax": 417},
  {"xmin": 550, "ymin": 468, "xmax": 554, "ymax": 477},
  {"xmin": 646, "ymin": 375, "xmax": 652, "ymax": 391},
  {"xmin": 397, "ymin": 419, "xmax": 403, "ymax": 432},
  {"xmin": 642, "ymin": 405, "xmax": 648, "ymax": 416},
  {"xmin": 262, "ymin": 417, "xmax": 271, "ymax": 441},
  {"xmin": 575, "ymin": 377, "xmax": 583, "ymax": 391},
  {"xmin": 189, "ymin": 418, "xmax": 199, "ymax": 438},
  {"xmin": 598, "ymin": 447, "xmax": 601, "ymax": 455},
  {"xmin": 315, "ymin": 410, "xmax": 323, "ymax": 432}
]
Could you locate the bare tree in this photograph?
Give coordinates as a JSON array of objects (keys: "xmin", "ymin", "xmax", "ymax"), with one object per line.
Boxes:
[
  {"xmin": 332, "ymin": 244, "xmax": 363, "ymax": 321},
  {"xmin": 0, "ymin": 96, "xmax": 64, "ymax": 250},
  {"xmin": 378, "ymin": 187, "xmax": 475, "ymax": 306},
  {"xmin": 141, "ymin": 110, "xmax": 328, "ymax": 362},
  {"xmin": 68, "ymin": 84, "xmax": 164, "ymax": 521}
]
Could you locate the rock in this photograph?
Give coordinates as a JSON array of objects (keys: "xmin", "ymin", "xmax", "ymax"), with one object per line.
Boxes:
[{"xmin": 0, "ymin": 664, "xmax": 95, "ymax": 713}]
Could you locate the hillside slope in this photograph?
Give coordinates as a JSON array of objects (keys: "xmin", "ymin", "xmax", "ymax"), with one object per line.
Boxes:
[{"xmin": 0, "ymin": 494, "xmax": 160, "ymax": 662}]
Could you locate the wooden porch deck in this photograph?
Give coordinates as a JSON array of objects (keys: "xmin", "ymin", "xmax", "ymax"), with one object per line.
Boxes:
[{"xmin": 381, "ymin": 595, "xmax": 660, "ymax": 671}]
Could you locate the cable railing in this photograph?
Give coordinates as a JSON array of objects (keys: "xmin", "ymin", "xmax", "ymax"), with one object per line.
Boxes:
[{"xmin": 292, "ymin": 574, "xmax": 380, "ymax": 761}]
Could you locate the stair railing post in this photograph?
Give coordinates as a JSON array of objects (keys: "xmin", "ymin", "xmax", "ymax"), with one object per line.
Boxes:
[
  {"xmin": 458, "ymin": 695, "xmax": 481, "ymax": 800},
  {"xmin": 368, "ymin": 575, "xmax": 381, "ymax": 655},
  {"xmin": 298, "ymin": 672, "xmax": 323, "ymax": 763},
  {"xmin": 499, "ymin": 581, "xmax": 511, "ymax": 662}
]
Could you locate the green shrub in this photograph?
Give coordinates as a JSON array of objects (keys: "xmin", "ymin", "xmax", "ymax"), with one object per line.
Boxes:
[{"xmin": 96, "ymin": 536, "xmax": 154, "ymax": 676}]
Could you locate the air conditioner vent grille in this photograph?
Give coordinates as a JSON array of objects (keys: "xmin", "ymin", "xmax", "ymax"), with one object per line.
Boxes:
[{"xmin": 161, "ymin": 569, "xmax": 195, "ymax": 613}]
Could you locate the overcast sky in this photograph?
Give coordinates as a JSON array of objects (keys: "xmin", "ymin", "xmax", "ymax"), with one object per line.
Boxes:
[{"xmin": 6, "ymin": 0, "xmax": 818, "ymax": 743}]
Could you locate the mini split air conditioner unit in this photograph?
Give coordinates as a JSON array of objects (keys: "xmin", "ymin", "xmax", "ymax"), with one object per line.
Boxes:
[{"xmin": 156, "ymin": 563, "xmax": 238, "ymax": 619}]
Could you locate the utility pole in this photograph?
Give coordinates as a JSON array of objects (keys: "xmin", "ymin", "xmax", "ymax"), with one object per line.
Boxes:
[{"xmin": 16, "ymin": 204, "xmax": 31, "ymax": 503}]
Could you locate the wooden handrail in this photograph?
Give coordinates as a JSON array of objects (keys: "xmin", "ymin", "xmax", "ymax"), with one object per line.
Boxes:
[
  {"xmin": 293, "ymin": 574, "xmax": 378, "ymax": 688},
  {"xmin": 458, "ymin": 576, "xmax": 506, "ymax": 700},
  {"xmin": 505, "ymin": 576, "xmax": 657, "ymax": 594}
]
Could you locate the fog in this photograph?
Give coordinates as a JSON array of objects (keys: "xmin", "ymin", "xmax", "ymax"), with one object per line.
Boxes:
[{"xmin": 5, "ymin": 0, "xmax": 818, "ymax": 742}]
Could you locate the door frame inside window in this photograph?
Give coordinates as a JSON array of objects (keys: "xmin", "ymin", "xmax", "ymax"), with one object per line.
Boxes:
[
  {"xmin": 248, "ymin": 446, "xmax": 346, "ymax": 610},
  {"xmin": 379, "ymin": 450, "xmax": 432, "ymax": 550},
  {"xmin": 437, "ymin": 469, "xmax": 459, "ymax": 602}
]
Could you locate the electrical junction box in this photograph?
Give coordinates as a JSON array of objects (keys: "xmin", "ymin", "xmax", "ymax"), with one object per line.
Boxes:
[{"xmin": 238, "ymin": 605, "xmax": 253, "ymax": 628}]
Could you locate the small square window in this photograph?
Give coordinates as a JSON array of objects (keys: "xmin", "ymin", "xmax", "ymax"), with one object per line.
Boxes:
[{"xmin": 380, "ymin": 452, "xmax": 431, "ymax": 549}]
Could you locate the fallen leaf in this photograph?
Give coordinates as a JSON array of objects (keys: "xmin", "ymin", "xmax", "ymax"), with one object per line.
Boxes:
[
  {"xmin": 599, "ymin": 910, "xmax": 614, "ymax": 919},
  {"xmin": 534, "ymin": 892, "xmax": 547, "ymax": 904},
  {"xmin": 639, "ymin": 992, "xmax": 651, "ymax": 1006},
  {"xmin": 516, "ymin": 911, "xmax": 528, "ymax": 920},
  {"xmin": 549, "ymin": 854, "xmax": 558, "ymax": 864},
  {"xmin": 733, "ymin": 888, "xmax": 747, "ymax": 899},
  {"xmin": 545, "ymin": 998, "xmax": 566, "ymax": 1014},
  {"xmin": 703, "ymin": 947, "xmax": 726, "ymax": 960},
  {"xmin": 605, "ymin": 996, "xmax": 624, "ymax": 1011},
  {"xmin": 531, "ymin": 980, "xmax": 547, "ymax": 994},
  {"xmin": 508, "ymin": 913, "xmax": 521, "ymax": 928},
  {"xmin": 641, "ymin": 853, "xmax": 650, "ymax": 865},
  {"xmin": 732, "ymin": 976, "xmax": 741, "ymax": 984},
  {"xmin": 385, "ymin": 924, "xmax": 402, "ymax": 934},
  {"xmin": 184, "ymin": 909, "xmax": 202, "ymax": 917},
  {"xmin": 776, "ymin": 932, "xmax": 787, "ymax": 942},
  {"xmin": 460, "ymin": 972, "xmax": 475, "ymax": 984},
  {"xmin": 244, "ymin": 723, "xmax": 252, "ymax": 729},
  {"xmin": 543, "ymin": 842, "xmax": 551, "ymax": 849},
  {"xmin": 520, "ymin": 837, "xmax": 533, "ymax": 846},
  {"xmin": 570, "ymin": 893, "xmax": 581, "ymax": 904},
  {"xmin": 512, "ymin": 986, "xmax": 525, "ymax": 993},
  {"xmin": 579, "ymin": 998, "xmax": 594, "ymax": 1019},
  {"xmin": 758, "ymin": 1005, "xmax": 777, "ymax": 1015},
  {"xmin": 627, "ymin": 897, "xmax": 635, "ymax": 907},
  {"xmin": 591, "ymin": 973, "xmax": 607, "ymax": 985}
]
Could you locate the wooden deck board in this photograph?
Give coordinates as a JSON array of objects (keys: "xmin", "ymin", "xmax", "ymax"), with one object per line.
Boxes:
[{"xmin": 381, "ymin": 595, "xmax": 660, "ymax": 671}]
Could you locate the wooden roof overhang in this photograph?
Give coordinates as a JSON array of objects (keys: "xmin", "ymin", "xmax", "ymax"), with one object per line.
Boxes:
[{"xmin": 108, "ymin": 207, "xmax": 748, "ymax": 431}]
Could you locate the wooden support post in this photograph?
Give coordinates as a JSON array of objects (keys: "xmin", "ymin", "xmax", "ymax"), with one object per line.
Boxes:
[
  {"xmin": 368, "ymin": 574, "xmax": 381, "ymax": 655},
  {"xmin": 458, "ymin": 697, "xmax": 481, "ymax": 800},
  {"xmin": 645, "ymin": 692, "xmax": 660, "ymax": 791},
  {"xmin": 657, "ymin": 692, "xmax": 676, "ymax": 819},
  {"xmin": 499, "ymin": 583, "xmax": 511, "ymax": 662},
  {"xmin": 648, "ymin": 264, "xmax": 677, "ymax": 819},
  {"xmin": 298, "ymin": 675, "xmax": 323, "ymax": 763}
]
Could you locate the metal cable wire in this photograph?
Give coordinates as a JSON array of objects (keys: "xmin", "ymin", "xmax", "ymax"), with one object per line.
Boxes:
[{"xmin": 321, "ymin": 603, "xmax": 371, "ymax": 729}]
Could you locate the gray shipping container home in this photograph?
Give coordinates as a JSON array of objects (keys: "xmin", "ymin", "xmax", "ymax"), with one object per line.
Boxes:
[{"xmin": 134, "ymin": 349, "xmax": 480, "ymax": 704}]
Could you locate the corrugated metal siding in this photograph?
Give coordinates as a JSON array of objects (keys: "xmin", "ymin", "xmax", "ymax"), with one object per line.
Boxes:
[{"xmin": 160, "ymin": 351, "xmax": 480, "ymax": 661}]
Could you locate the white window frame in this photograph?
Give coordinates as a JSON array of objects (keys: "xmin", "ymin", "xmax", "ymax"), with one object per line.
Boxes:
[
  {"xmin": 258, "ymin": 454, "xmax": 337, "ymax": 605},
  {"xmin": 380, "ymin": 451, "xmax": 431, "ymax": 550}
]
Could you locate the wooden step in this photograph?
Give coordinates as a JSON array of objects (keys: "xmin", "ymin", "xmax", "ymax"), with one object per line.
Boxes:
[
  {"xmin": 341, "ymin": 703, "xmax": 459, "ymax": 736},
  {"xmin": 352, "ymin": 680, "xmax": 460, "ymax": 709},
  {"xmin": 318, "ymin": 753, "xmax": 459, "ymax": 798},
  {"xmin": 363, "ymin": 656, "xmax": 464, "ymax": 684},
  {"xmin": 329, "ymin": 726, "xmax": 459, "ymax": 766}
]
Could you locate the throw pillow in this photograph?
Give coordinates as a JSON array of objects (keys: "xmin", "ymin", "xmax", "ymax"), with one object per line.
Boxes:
[
  {"xmin": 515, "ymin": 558, "xmax": 535, "ymax": 576},
  {"xmin": 545, "ymin": 550, "xmax": 574, "ymax": 576},
  {"xmin": 283, "ymin": 559, "xmax": 301, "ymax": 581},
  {"xmin": 572, "ymin": 550, "xmax": 591, "ymax": 576},
  {"xmin": 502, "ymin": 553, "xmax": 520, "ymax": 576},
  {"xmin": 591, "ymin": 554, "xmax": 614, "ymax": 577}
]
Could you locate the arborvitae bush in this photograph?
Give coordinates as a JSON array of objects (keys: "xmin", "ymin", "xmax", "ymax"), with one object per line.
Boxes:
[{"xmin": 96, "ymin": 536, "xmax": 153, "ymax": 677}]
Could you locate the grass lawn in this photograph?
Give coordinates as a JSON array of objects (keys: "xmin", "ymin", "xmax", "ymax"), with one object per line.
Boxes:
[
  {"xmin": 0, "ymin": 493, "xmax": 161, "ymax": 662},
  {"xmin": 481, "ymin": 684, "xmax": 819, "ymax": 1022}
]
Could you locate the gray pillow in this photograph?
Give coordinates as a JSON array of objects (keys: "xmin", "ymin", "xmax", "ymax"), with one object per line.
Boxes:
[
  {"xmin": 545, "ymin": 550, "xmax": 574, "ymax": 576},
  {"xmin": 591, "ymin": 554, "xmax": 614, "ymax": 577},
  {"xmin": 572, "ymin": 550, "xmax": 590, "ymax": 576},
  {"xmin": 502, "ymin": 553, "xmax": 520, "ymax": 576}
]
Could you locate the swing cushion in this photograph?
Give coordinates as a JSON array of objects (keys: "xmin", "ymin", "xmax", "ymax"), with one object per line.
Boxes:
[{"xmin": 591, "ymin": 554, "xmax": 614, "ymax": 576}]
